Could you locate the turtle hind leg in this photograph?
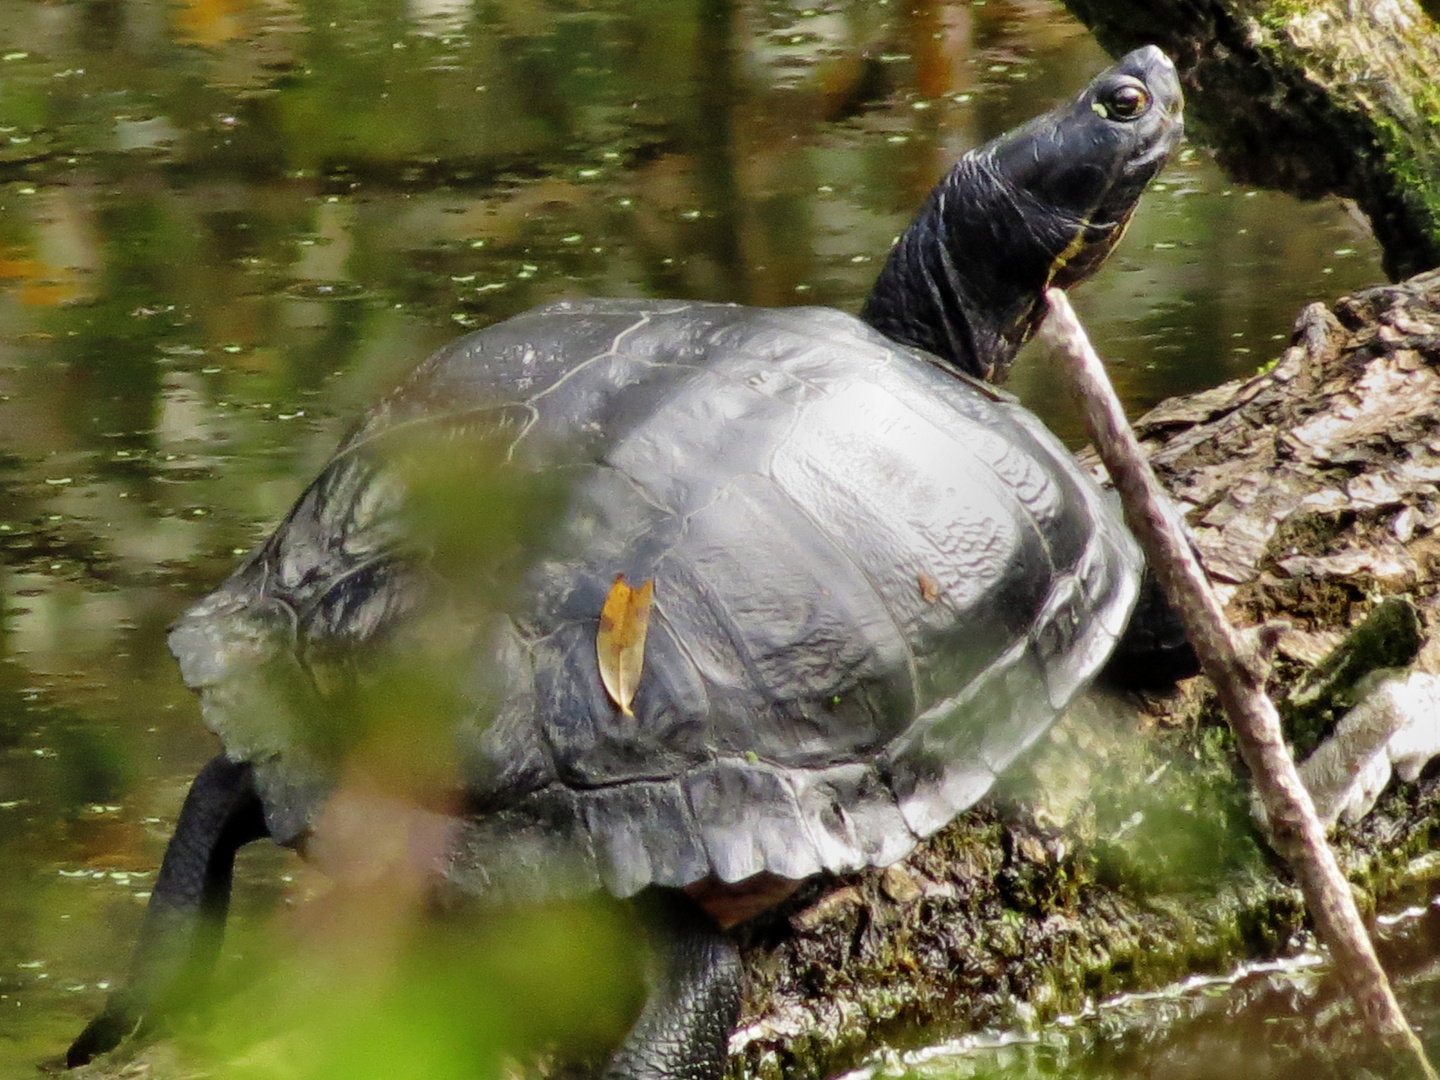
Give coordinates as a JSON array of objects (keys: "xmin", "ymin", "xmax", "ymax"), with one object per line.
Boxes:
[
  {"xmin": 67, "ymin": 755, "xmax": 268, "ymax": 1067},
  {"xmin": 1102, "ymin": 568, "xmax": 1200, "ymax": 691},
  {"xmin": 602, "ymin": 890, "xmax": 743, "ymax": 1080}
]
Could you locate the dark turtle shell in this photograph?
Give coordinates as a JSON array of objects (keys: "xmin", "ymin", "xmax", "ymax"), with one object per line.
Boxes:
[{"xmin": 170, "ymin": 299, "xmax": 1140, "ymax": 899}]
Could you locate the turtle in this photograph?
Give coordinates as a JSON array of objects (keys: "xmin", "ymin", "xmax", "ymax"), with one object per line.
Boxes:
[{"xmin": 69, "ymin": 45, "xmax": 1185, "ymax": 1080}]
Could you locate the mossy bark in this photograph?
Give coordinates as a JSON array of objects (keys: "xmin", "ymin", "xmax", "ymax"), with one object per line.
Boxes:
[{"xmin": 1061, "ymin": 0, "xmax": 1440, "ymax": 280}]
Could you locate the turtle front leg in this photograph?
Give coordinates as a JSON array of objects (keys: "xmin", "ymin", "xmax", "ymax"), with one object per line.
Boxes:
[
  {"xmin": 603, "ymin": 891, "xmax": 744, "ymax": 1080},
  {"xmin": 1102, "ymin": 568, "xmax": 1200, "ymax": 690},
  {"xmin": 68, "ymin": 755, "xmax": 268, "ymax": 1067}
]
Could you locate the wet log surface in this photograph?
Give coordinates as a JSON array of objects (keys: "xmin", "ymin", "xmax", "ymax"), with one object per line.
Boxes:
[
  {"xmin": 1061, "ymin": 0, "xmax": 1440, "ymax": 280},
  {"xmin": 730, "ymin": 269, "xmax": 1440, "ymax": 1080}
]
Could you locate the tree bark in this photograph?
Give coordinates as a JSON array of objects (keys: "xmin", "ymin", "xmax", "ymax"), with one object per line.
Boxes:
[
  {"xmin": 1063, "ymin": 0, "xmax": 1440, "ymax": 280},
  {"xmin": 1045, "ymin": 285, "xmax": 1436, "ymax": 1077}
]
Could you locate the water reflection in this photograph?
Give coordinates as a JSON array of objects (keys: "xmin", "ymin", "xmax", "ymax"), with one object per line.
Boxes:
[{"xmin": 0, "ymin": 0, "xmax": 1390, "ymax": 1073}]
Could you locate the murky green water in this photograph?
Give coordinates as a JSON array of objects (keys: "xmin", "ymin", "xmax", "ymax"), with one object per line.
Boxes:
[{"xmin": 0, "ymin": 0, "xmax": 1397, "ymax": 1075}]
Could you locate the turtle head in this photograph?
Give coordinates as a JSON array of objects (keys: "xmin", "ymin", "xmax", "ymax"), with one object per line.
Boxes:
[
  {"xmin": 860, "ymin": 46, "xmax": 1184, "ymax": 381},
  {"xmin": 988, "ymin": 45, "xmax": 1184, "ymax": 292}
]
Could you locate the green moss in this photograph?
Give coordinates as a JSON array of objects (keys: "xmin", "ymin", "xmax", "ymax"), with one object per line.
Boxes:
[
  {"xmin": 1253, "ymin": 0, "xmax": 1320, "ymax": 36},
  {"xmin": 1238, "ymin": 0, "xmax": 1440, "ymax": 273},
  {"xmin": 1282, "ymin": 597, "xmax": 1424, "ymax": 756},
  {"xmin": 1370, "ymin": 102, "xmax": 1440, "ymax": 233}
]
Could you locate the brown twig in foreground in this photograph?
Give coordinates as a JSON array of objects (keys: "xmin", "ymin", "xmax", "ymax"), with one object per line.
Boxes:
[{"xmin": 1043, "ymin": 287, "xmax": 1438, "ymax": 1079}]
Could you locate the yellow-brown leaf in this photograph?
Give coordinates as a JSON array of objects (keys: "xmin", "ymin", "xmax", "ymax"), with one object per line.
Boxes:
[
  {"xmin": 918, "ymin": 573, "xmax": 941, "ymax": 604},
  {"xmin": 597, "ymin": 574, "xmax": 654, "ymax": 717}
]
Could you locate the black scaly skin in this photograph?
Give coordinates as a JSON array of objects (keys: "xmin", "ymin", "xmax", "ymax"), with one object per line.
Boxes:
[
  {"xmin": 861, "ymin": 45, "xmax": 1183, "ymax": 382},
  {"xmin": 603, "ymin": 894, "xmax": 744, "ymax": 1080},
  {"xmin": 1101, "ymin": 569, "xmax": 1201, "ymax": 690},
  {"xmin": 67, "ymin": 756, "xmax": 267, "ymax": 1067},
  {"xmin": 860, "ymin": 153, "xmax": 1077, "ymax": 381}
]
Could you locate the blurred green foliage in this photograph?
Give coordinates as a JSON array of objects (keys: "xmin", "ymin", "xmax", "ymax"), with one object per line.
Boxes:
[
  {"xmin": 193, "ymin": 894, "xmax": 644, "ymax": 1080},
  {"xmin": 1090, "ymin": 723, "xmax": 1268, "ymax": 897}
]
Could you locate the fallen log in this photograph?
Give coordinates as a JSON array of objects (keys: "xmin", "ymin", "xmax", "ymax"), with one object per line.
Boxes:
[{"xmin": 1046, "ymin": 283, "xmax": 1433, "ymax": 1075}]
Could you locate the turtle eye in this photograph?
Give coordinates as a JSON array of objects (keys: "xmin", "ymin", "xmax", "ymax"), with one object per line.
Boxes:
[{"xmin": 1102, "ymin": 80, "xmax": 1151, "ymax": 121}]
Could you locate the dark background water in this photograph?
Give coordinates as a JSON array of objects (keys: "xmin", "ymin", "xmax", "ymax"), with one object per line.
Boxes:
[{"xmin": 0, "ymin": 0, "xmax": 1394, "ymax": 1075}]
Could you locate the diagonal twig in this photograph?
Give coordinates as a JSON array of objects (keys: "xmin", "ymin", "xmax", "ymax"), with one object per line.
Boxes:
[{"xmin": 1044, "ymin": 286, "xmax": 1437, "ymax": 1080}]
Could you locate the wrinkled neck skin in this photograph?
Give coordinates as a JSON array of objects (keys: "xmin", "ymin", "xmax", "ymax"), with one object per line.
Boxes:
[{"xmin": 859, "ymin": 151, "xmax": 1102, "ymax": 383}]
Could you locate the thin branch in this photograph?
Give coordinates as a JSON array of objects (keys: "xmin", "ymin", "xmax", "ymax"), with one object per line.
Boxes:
[{"xmin": 1043, "ymin": 286, "xmax": 1437, "ymax": 1079}]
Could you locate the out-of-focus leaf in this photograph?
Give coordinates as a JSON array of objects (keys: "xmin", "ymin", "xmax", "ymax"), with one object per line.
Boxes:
[{"xmin": 596, "ymin": 575, "xmax": 653, "ymax": 717}]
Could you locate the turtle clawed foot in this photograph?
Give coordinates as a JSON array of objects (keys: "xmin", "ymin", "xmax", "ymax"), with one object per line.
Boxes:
[
  {"xmin": 602, "ymin": 891, "xmax": 742, "ymax": 1080},
  {"xmin": 66, "ymin": 997, "xmax": 142, "ymax": 1068}
]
